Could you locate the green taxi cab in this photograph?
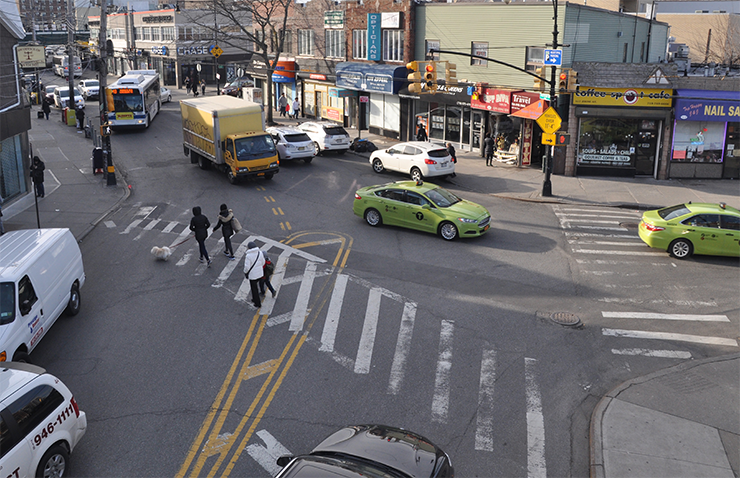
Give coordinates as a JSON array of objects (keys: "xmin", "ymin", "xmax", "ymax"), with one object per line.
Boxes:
[
  {"xmin": 638, "ymin": 202, "xmax": 740, "ymax": 258},
  {"xmin": 353, "ymin": 180, "xmax": 491, "ymax": 240}
]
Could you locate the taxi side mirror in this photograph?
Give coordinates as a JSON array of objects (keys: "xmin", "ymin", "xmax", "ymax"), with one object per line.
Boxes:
[{"xmin": 422, "ymin": 203, "xmax": 431, "ymax": 210}]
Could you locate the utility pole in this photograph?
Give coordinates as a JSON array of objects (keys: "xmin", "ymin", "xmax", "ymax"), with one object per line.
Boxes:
[
  {"xmin": 542, "ymin": 0, "xmax": 559, "ymax": 197},
  {"xmin": 99, "ymin": 0, "xmax": 116, "ymax": 185},
  {"xmin": 66, "ymin": 0, "xmax": 75, "ymax": 113}
]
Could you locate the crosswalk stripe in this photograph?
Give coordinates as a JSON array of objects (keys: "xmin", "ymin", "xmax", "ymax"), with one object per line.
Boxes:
[
  {"xmin": 387, "ymin": 302, "xmax": 417, "ymax": 395},
  {"xmin": 611, "ymin": 348, "xmax": 693, "ymax": 359},
  {"xmin": 289, "ymin": 262, "xmax": 317, "ymax": 332},
  {"xmin": 563, "ymin": 225, "xmax": 629, "ymax": 231},
  {"xmin": 525, "ymin": 357, "xmax": 546, "ymax": 478},
  {"xmin": 555, "ymin": 207, "xmax": 640, "ymax": 214},
  {"xmin": 576, "ymin": 258, "xmax": 669, "ymax": 265},
  {"xmin": 258, "ymin": 250, "xmax": 292, "ymax": 316},
  {"xmin": 355, "ymin": 288, "xmax": 383, "ymax": 374},
  {"xmin": 599, "ymin": 298, "xmax": 717, "ymax": 307},
  {"xmin": 558, "ymin": 219, "xmax": 624, "ymax": 224},
  {"xmin": 555, "ymin": 213, "xmax": 640, "ymax": 219},
  {"xmin": 162, "ymin": 221, "xmax": 179, "ymax": 233},
  {"xmin": 566, "ymin": 232, "xmax": 636, "ymax": 239},
  {"xmin": 121, "ymin": 218, "xmax": 144, "ymax": 234},
  {"xmin": 212, "ymin": 238, "xmax": 253, "ymax": 288},
  {"xmin": 143, "ymin": 218, "xmax": 161, "ymax": 230},
  {"xmin": 245, "ymin": 430, "xmax": 291, "ymax": 476},
  {"xmin": 568, "ymin": 240, "xmax": 645, "ymax": 246},
  {"xmin": 572, "ymin": 249, "xmax": 665, "ymax": 255},
  {"xmin": 169, "ymin": 227, "xmax": 192, "ymax": 249},
  {"xmin": 319, "ymin": 274, "xmax": 349, "ymax": 353},
  {"xmin": 475, "ymin": 348, "xmax": 496, "ymax": 452},
  {"xmin": 602, "ymin": 328, "xmax": 738, "ymax": 347},
  {"xmin": 432, "ymin": 320, "xmax": 454, "ymax": 423},
  {"xmin": 602, "ymin": 311, "xmax": 730, "ymax": 322}
]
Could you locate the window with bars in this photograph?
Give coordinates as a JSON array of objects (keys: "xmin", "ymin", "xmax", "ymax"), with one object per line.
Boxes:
[
  {"xmin": 142, "ymin": 27, "xmax": 151, "ymax": 41},
  {"xmin": 353, "ymin": 30, "xmax": 366, "ymax": 59},
  {"xmin": 382, "ymin": 30, "xmax": 403, "ymax": 62},
  {"xmin": 325, "ymin": 30, "xmax": 345, "ymax": 59},
  {"xmin": 298, "ymin": 29, "xmax": 315, "ymax": 56}
]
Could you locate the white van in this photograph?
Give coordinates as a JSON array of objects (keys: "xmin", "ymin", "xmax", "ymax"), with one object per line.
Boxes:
[{"xmin": 0, "ymin": 229, "xmax": 85, "ymax": 362}]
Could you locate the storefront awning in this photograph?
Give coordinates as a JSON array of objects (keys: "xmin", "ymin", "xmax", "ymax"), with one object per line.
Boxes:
[
  {"xmin": 510, "ymin": 99, "xmax": 548, "ymax": 120},
  {"xmin": 335, "ymin": 62, "xmax": 407, "ymax": 95},
  {"xmin": 675, "ymin": 89, "xmax": 740, "ymax": 122}
]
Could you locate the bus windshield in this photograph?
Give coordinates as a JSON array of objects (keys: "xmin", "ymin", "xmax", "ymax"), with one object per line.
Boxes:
[{"xmin": 112, "ymin": 93, "xmax": 143, "ymax": 112}]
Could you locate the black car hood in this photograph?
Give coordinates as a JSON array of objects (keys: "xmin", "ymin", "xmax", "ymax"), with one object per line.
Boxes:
[{"xmin": 311, "ymin": 425, "xmax": 448, "ymax": 478}]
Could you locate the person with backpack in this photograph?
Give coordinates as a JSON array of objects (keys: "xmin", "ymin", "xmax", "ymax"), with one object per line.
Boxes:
[
  {"xmin": 212, "ymin": 203, "xmax": 236, "ymax": 259},
  {"xmin": 260, "ymin": 252, "xmax": 277, "ymax": 298}
]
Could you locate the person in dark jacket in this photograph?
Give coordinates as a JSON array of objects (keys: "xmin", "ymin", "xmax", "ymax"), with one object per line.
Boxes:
[
  {"xmin": 416, "ymin": 123, "xmax": 428, "ymax": 142},
  {"xmin": 259, "ymin": 252, "xmax": 277, "ymax": 298},
  {"xmin": 189, "ymin": 206, "xmax": 211, "ymax": 266},
  {"xmin": 30, "ymin": 156, "xmax": 45, "ymax": 197},
  {"xmin": 76, "ymin": 105, "xmax": 85, "ymax": 130},
  {"xmin": 484, "ymin": 135, "xmax": 495, "ymax": 166},
  {"xmin": 446, "ymin": 142, "xmax": 457, "ymax": 178},
  {"xmin": 212, "ymin": 203, "xmax": 235, "ymax": 259},
  {"xmin": 42, "ymin": 97, "xmax": 51, "ymax": 120}
]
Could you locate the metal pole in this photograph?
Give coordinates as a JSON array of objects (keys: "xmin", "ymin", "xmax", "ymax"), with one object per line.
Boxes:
[
  {"xmin": 99, "ymin": 0, "xmax": 116, "ymax": 185},
  {"xmin": 214, "ymin": 4, "xmax": 219, "ymax": 95},
  {"xmin": 542, "ymin": 0, "xmax": 558, "ymax": 197},
  {"xmin": 67, "ymin": 0, "xmax": 75, "ymax": 114}
]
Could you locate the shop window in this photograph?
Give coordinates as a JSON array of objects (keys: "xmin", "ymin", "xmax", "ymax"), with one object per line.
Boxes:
[
  {"xmin": 671, "ymin": 121, "xmax": 724, "ymax": 163},
  {"xmin": 429, "ymin": 105, "xmax": 444, "ymax": 140},
  {"xmin": 382, "ymin": 30, "xmax": 403, "ymax": 62},
  {"xmin": 577, "ymin": 117, "xmax": 641, "ymax": 168},
  {"xmin": 353, "ymin": 30, "xmax": 366, "ymax": 60},
  {"xmin": 298, "ymin": 29, "xmax": 315, "ymax": 56},
  {"xmin": 325, "ymin": 30, "xmax": 345, "ymax": 59},
  {"xmin": 471, "ymin": 42, "xmax": 488, "ymax": 66}
]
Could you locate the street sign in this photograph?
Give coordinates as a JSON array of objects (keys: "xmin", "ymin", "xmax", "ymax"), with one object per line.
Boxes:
[
  {"xmin": 542, "ymin": 133, "xmax": 556, "ymax": 145},
  {"xmin": 539, "ymin": 93, "xmax": 551, "ymax": 100},
  {"xmin": 544, "ymin": 49, "xmax": 562, "ymax": 66},
  {"xmin": 17, "ymin": 46, "xmax": 45, "ymax": 68},
  {"xmin": 211, "ymin": 46, "xmax": 223, "ymax": 58},
  {"xmin": 536, "ymin": 107, "xmax": 562, "ymax": 134}
]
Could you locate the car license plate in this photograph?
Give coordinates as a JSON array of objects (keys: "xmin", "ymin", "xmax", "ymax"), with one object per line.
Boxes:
[
  {"xmin": 441, "ymin": 162, "xmax": 448, "ymax": 167},
  {"xmin": 335, "ymin": 139, "xmax": 345, "ymax": 144},
  {"xmin": 298, "ymin": 146, "xmax": 305, "ymax": 151}
]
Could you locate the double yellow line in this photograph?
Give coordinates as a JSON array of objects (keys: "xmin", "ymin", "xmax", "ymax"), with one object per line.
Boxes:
[{"xmin": 176, "ymin": 232, "xmax": 352, "ymax": 477}]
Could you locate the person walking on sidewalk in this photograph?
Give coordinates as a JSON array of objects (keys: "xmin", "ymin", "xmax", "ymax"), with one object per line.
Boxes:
[
  {"xmin": 416, "ymin": 123, "xmax": 427, "ymax": 142},
  {"xmin": 76, "ymin": 105, "xmax": 85, "ymax": 130},
  {"xmin": 484, "ymin": 134, "xmax": 495, "ymax": 166},
  {"xmin": 244, "ymin": 242, "xmax": 265, "ymax": 308},
  {"xmin": 446, "ymin": 142, "xmax": 457, "ymax": 178},
  {"xmin": 30, "ymin": 156, "xmax": 45, "ymax": 198},
  {"xmin": 189, "ymin": 206, "xmax": 211, "ymax": 266},
  {"xmin": 260, "ymin": 252, "xmax": 277, "ymax": 298},
  {"xmin": 278, "ymin": 93, "xmax": 288, "ymax": 117},
  {"xmin": 200, "ymin": 79, "xmax": 206, "ymax": 96},
  {"xmin": 291, "ymin": 98, "xmax": 300, "ymax": 119},
  {"xmin": 42, "ymin": 97, "xmax": 51, "ymax": 120},
  {"xmin": 212, "ymin": 203, "xmax": 236, "ymax": 259},
  {"xmin": 185, "ymin": 77, "xmax": 191, "ymax": 95}
]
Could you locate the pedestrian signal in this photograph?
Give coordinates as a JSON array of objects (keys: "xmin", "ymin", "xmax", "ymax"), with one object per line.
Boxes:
[
  {"xmin": 556, "ymin": 132, "xmax": 570, "ymax": 145},
  {"xmin": 100, "ymin": 123, "xmax": 111, "ymax": 137},
  {"xmin": 444, "ymin": 62, "xmax": 457, "ymax": 86}
]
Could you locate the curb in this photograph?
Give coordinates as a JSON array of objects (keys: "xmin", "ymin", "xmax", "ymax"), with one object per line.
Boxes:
[{"xmin": 589, "ymin": 352, "xmax": 740, "ymax": 478}]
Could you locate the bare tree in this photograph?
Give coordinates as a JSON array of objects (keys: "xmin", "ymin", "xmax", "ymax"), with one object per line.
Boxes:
[
  {"xmin": 182, "ymin": 0, "xmax": 293, "ymax": 125},
  {"xmin": 684, "ymin": 14, "xmax": 740, "ymax": 67}
]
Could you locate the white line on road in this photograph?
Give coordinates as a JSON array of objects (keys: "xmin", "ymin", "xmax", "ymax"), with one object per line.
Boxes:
[
  {"xmin": 562, "ymin": 225, "xmax": 629, "ymax": 231},
  {"xmin": 354, "ymin": 288, "xmax": 382, "ymax": 374},
  {"xmin": 387, "ymin": 302, "xmax": 417, "ymax": 395},
  {"xmin": 566, "ymin": 232, "xmax": 636, "ymax": 239},
  {"xmin": 169, "ymin": 226, "xmax": 192, "ymax": 249},
  {"xmin": 120, "ymin": 219, "xmax": 143, "ymax": 234},
  {"xmin": 611, "ymin": 348, "xmax": 693, "ymax": 359},
  {"xmin": 567, "ymin": 240, "xmax": 645, "ymax": 246},
  {"xmin": 558, "ymin": 219, "xmax": 625, "ymax": 224},
  {"xmin": 572, "ymin": 249, "xmax": 665, "ymax": 256},
  {"xmin": 602, "ymin": 311, "xmax": 730, "ymax": 322},
  {"xmin": 432, "ymin": 320, "xmax": 454, "ymax": 423},
  {"xmin": 320, "ymin": 274, "xmax": 349, "ymax": 353},
  {"xmin": 555, "ymin": 207, "xmax": 641, "ymax": 214},
  {"xmin": 104, "ymin": 220, "xmax": 116, "ymax": 228},
  {"xmin": 576, "ymin": 259, "xmax": 669, "ymax": 265},
  {"xmin": 289, "ymin": 262, "xmax": 317, "ymax": 332},
  {"xmin": 555, "ymin": 213, "xmax": 640, "ymax": 219},
  {"xmin": 602, "ymin": 328, "xmax": 738, "ymax": 347},
  {"xmin": 525, "ymin": 357, "xmax": 546, "ymax": 478},
  {"xmin": 598, "ymin": 298, "xmax": 718, "ymax": 307},
  {"xmin": 475, "ymin": 347, "xmax": 496, "ymax": 451},
  {"xmin": 162, "ymin": 221, "xmax": 179, "ymax": 233},
  {"xmin": 245, "ymin": 430, "xmax": 291, "ymax": 476},
  {"xmin": 261, "ymin": 250, "xmax": 292, "ymax": 316}
]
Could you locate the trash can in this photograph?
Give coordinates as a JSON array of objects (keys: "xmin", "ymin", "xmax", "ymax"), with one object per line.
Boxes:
[
  {"xmin": 66, "ymin": 108, "xmax": 76, "ymax": 127},
  {"xmin": 62, "ymin": 107, "xmax": 68, "ymax": 123},
  {"xmin": 92, "ymin": 147, "xmax": 104, "ymax": 174}
]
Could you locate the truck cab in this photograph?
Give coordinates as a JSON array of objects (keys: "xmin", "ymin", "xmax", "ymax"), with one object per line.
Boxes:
[{"xmin": 223, "ymin": 133, "xmax": 279, "ymax": 183}]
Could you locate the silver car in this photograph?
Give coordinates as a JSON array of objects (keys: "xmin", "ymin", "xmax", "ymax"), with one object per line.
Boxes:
[{"xmin": 267, "ymin": 127, "xmax": 316, "ymax": 163}]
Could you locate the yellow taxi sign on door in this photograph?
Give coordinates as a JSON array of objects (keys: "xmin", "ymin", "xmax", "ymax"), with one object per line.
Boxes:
[{"xmin": 536, "ymin": 107, "xmax": 562, "ymax": 134}]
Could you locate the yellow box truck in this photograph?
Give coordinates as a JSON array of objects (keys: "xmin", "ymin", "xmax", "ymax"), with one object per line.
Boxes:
[{"xmin": 180, "ymin": 96, "xmax": 279, "ymax": 184}]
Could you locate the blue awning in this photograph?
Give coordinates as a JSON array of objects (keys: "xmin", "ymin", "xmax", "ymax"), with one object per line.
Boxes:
[
  {"xmin": 675, "ymin": 89, "xmax": 740, "ymax": 122},
  {"xmin": 335, "ymin": 62, "xmax": 408, "ymax": 95}
]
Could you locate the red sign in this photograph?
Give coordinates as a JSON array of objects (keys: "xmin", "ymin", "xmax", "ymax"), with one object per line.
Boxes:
[
  {"xmin": 511, "ymin": 91, "xmax": 543, "ymax": 113},
  {"xmin": 360, "ymin": 96, "xmax": 369, "ymax": 103},
  {"xmin": 310, "ymin": 73, "xmax": 327, "ymax": 81},
  {"xmin": 471, "ymin": 88, "xmax": 512, "ymax": 113}
]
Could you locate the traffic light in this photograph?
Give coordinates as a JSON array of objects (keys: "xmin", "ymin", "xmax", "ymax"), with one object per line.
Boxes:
[
  {"xmin": 424, "ymin": 61, "xmax": 437, "ymax": 93},
  {"xmin": 568, "ymin": 69, "xmax": 578, "ymax": 91},
  {"xmin": 533, "ymin": 66, "xmax": 544, "ymax": 91},
  {"xmin": 407, "ymin": 61, "xmax": 423, "ymax": 95},
  {"xmin": 558, "ymin": 69, "xmax": 569, "ymax": 92},
  {"xmin": 444, "ymin": 62, "xmax": 457, "ymax": 86}
]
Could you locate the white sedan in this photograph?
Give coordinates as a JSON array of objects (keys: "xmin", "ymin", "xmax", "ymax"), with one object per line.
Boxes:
[
  {"xmin": 370, "ymin": 141, "xmax": 455, "ymax": 181},
  {"xmin": 160, "ymin": 86, "xmax": 172, "ymax": 103}
]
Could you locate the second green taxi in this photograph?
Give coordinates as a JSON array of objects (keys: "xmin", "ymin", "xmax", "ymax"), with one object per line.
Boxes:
[{"xmin": 353, "ymin": 180, "xmax": 491, "ymax": 240}]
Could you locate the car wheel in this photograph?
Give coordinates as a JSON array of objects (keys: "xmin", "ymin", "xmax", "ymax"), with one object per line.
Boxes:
[
  {"xmin": 410, "ymin": 167, "xmax": 423, "ymax": 182},
  {"xmin": 669, "ymin": 238, "xmax": 693, "ymax": 259},
  {"xmin": 264, "ymin": 173, "xmax": 274, "ymax": 180},
  {"xmin": 439, "ymin": 221, "xmax": 458, "ymax": 241},
  {"xmin": 167, "ymin": 95, "xmax": 171, "ymax": 103},
  {"xmin": 364, "ymin": 208, "xmax": 382, "ymax": 227},
  {"xmin": 314, "ymin": 142, "xmax": 322, "ymax": 156},
  {"xmin": 36, "ymin": 444, "xmax": 69, "ymax": 478},
  {"xmin": 304, "ymin": 157, "xmax": 312, "ymax": 164},
  {"xmin": 198, "ymin": 155, "xmax": 210, "ymax": 170},
  {"xmin": 227, "ymin": 169, "xmax": 239, "ymax": 184},
  {"xmin": 372, "ymin": 158, "xmax": 385, "ymax": 173},
  {"xmin": 65, "ymin": 282, "xmax": 80, "ymax": 316},
  {"xmin": 12, "ymin": 350, "xmax": 30, "ymax": 363}
]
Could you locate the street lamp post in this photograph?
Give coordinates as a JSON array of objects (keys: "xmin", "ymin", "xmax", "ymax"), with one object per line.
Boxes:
[{"xmin": 542, "ymin": 0, "xmax": 559, "ymax": 197}]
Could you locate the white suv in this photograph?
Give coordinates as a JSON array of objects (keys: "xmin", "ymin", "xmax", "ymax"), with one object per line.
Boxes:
[
  {"xmin": 298, "ymin": 121, "xmax": 351, "ymax": 154},
  {"xmin": 0, "ymin": 362, "xmax": 87, "ymax": 478},
  {"xmin": 77, "ymin": 80, "xmax": 99, "ymax": 100},
  {"xmin": 266, "ymin": 127, "xmax": 316, "ymax": 163}
]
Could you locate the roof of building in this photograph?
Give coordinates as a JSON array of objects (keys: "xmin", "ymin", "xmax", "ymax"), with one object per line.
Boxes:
[
  {"xmin": 0, "ymin": 0, "xmax": 25, "ymax": 39},
  {"xmin": 572, "ymin": 62, "xmax": 740, "ymax": 91}
]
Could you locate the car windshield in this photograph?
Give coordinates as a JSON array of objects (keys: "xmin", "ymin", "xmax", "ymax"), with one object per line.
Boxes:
[
  {"xmin": 0, "ymin": 282, "xmax": 15, "ymax": 325},
  {"xmin": 323, "ymin": 126, "xmax": 348, "ymax": 136},
  {"xmin": 425, "ymin": 187, "xmax": 461, "ymax": 208},
  {"xmin": 284, "ymin": 133, "xmax": 311, "ymax": 143},
  {"xmin": 235, "ymin": 135, "xmax": 276, "ymax": 160},
  {"xmin": 85, "ymin": 81, "xmax": 99, "ymax": 87},
  {"xmin": 58, "ymin": 89, "xmax": 81, "ymax": 98},
  {"xmin": 658, "ymin": 204, "xmax": 691, "ymax": 220},
  {"xmin": 428, "ymin": 149, "xmax": 449, "ymax": 158}
]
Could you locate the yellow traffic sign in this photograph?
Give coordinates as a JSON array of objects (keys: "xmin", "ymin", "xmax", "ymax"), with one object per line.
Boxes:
[
  {"xmin": 542, "ymin": 133, "xmax": 556, "ymax": 145},
  {"xmin": 211, "ymin": 46, "xmax": 223, "ymax": 58},
  {"xmin": 536, "ymin": 106, "xmax": 562, "ymax": 134}
]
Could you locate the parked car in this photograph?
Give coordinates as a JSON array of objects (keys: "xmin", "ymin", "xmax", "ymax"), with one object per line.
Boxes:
[
  {"xmin": 220, "ymin": 77, "xmax": 253, "ymax": 97},
  {"xmin": 160, "ymin": 86, "xmax": 172, "ymax": 103},
  {"xmin": 78, "ymin": 79, "xmax": 99, "ymax": 100},
  {"xmin": 297, "ymin": 121, "xmax": 351, "ymax": 154},
  {"xmin": 275, "ymin": 424, "xmax": 454, "ymax": 478},
  {"xmin": 44, "ymin": 84, "xmax": 58, "ymax": 103},
  {"xmin": 0, "ymin": 362, "xmax": 87, "ymax": 478},
  {"xmin": 266, "ymin": 127, "xmax": 316, "ymax": 163},
  {"xmin": 53, "ymin": 86, "xmax": 85, "ymax": 109},
  {"xmin": 638, "ymin": 202, "xmax": 740, "ymax": 258},
  {"xmin": 370, "ymin": 141, "xmax": 454, "ymax": 181}
]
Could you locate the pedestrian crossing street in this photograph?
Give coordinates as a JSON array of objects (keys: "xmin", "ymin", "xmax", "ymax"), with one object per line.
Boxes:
[{"xmin": 553, "ymin": 204, "xmax": 739, "ymax": 358}]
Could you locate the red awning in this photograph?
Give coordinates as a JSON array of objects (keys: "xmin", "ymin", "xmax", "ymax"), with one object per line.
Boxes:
[{"xmin": 510, "ymin": 99, "xmax": 548, "ymax": 120}]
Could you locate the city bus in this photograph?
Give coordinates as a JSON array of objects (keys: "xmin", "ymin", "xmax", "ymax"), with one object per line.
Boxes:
[
  {"xmin": 105, "ymin": 70, "xmax": 161, "ymax": 129},
  {"xmin": 52, "ymin": 55, "xmax": 82, "ymax": 77}
]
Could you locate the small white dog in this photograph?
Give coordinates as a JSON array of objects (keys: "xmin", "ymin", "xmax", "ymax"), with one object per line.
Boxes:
[{"xmin": 150, "ymin": 246, "xmax": 172, "ymax": 261}]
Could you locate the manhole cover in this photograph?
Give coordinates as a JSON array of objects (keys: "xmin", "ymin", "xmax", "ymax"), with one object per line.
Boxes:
[
  {"xmin": 620, "ymin": 222, "xmax": 640, "ymax": 230},
  {"xmin": 550, "ymin": 312, "xmax": 582, "ymax": 327}
]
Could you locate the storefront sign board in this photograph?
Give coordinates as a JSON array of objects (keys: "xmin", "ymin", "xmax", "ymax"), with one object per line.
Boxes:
[
  {"xmin": 325, "ymin": 107, "xmax": 343, "ymax": 122},
  {"xmin": 367, "ymin": 14, "xmax": 381, "ymax": 61},
  {"xmin": 573, "ymin": 88, "xmax": 671, "ymax": 107},
  {"xmin": 17, "ymin": 46, "xmax": 45, "ymax": 68},
  {"xmin": 511, "ymin": 91, "xmax": 542, "ymax": 113},
  {"xmin": 471, "ymin": 88, "xmax": 511, "ymax": 113},
  {"xmin": 536, "ymin": 107, "xmax": 562, "ymax": 134},
  {"xmin": 675, "ymin": 89, "xmax": 740, "ymax": 122}
]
